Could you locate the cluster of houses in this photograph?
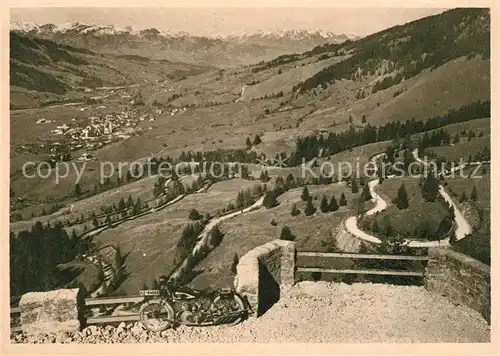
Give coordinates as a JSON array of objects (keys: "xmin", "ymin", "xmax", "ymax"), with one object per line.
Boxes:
[
  {"xmin": 38, "ymin": 109, "xmax": 153, "ymax": 156},
  {"xmin": 20, "ymin": 84, "xmax": 190, "ymax": 159}
]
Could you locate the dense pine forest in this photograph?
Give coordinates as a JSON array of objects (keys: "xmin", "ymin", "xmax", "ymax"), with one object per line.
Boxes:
[
  {"xmin": 294, "ymin": 8, "xmax": 490, "ymax": 92},
  {"xmin": 288, "ymin": 100, "xmax": 490, "ymax": 164},
  {"xmin": 10, "ymin": 222, "xmax": 92, "ymax": 297}
]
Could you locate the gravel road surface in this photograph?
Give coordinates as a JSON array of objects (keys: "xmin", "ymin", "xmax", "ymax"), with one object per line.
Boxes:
[{"xmin": 12, "ymin": 282, "xmax": 489, "ymax": 344}]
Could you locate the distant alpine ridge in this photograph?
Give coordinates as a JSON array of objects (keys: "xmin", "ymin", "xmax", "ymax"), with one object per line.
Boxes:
[{"xmin": 11, "ymin": 21, "xmax": 359, "ymax": 42}]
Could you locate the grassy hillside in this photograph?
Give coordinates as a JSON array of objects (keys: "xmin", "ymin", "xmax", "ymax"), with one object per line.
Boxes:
[
  {"xmin": 293, "ymin": 8, "xmax": 489, "ymax": 93},
  {"xmin": 190, "ymin": 183, "xmax": 363, "ymax": 289},
  {"xmin": 366, "ymin": 178, "xmax": 452, "ymax": 240},
  {"xmin": 445, "ymin": 163, "xmax": 490, "ymax": 265},
  {"xmin": 95, "ymin": 179, "xmax": 259, "ymax": 294},
  {"xmin": 10, "ymin": 32, "xmax": 211, "ymax": 108}
]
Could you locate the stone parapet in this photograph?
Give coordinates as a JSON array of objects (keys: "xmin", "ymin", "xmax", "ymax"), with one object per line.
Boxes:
[
  {"xmin": 424, "ymin": 248, "xmax": 490, "ymax": 323},
  {"xmin": 19, "ymin": 288, "xmax": 84, "ymax": 335},
  {"xmin": 234, "ymin": 240, "xmax": 296, "ymax": 317}
]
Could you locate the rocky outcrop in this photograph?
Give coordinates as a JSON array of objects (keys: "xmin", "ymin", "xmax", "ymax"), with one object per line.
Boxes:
[{"xmin": 19, "ymin": 288, "xmax": 84, "ymax": 335}]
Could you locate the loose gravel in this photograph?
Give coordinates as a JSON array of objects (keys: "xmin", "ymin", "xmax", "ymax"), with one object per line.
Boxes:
[{"xmin": 12, "ymin": 282, "xmax": 490, "ymax": 343}]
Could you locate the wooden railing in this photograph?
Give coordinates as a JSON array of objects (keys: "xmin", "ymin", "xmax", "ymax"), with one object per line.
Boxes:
[
  {"xmin": 295, "ymin": 251, "xmax": 430, "ymax": 281},
  {"xmin": 10, "ymin": 252, "xmax": 431, "ymax": 333},
  {"xmin": 10, "ymin": 295, "xmax": 145, "ymax": 333}
]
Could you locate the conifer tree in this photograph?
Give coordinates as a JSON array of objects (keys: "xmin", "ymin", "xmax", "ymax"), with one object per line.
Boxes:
[
  {"xmin": 209, "ymin": 225, "xmax": 224, "ymax": 247},
  {"xmin": 253, "ymin": 134, "xmax": 262, "ymax": 145},
  {"xmin": 393, "ymin": 182, "xmax": 409, "ymax": 209},
  {"xmin": 245, "ymin": 137, "xmax": 252, "ymax": 148},
  {"xmin": 339, "ymin": 192, "xmax": 347, "ymax": 206},
  {"xmin": 304, "ymin": 197, "xmax": 316, "ymax": 216},
  {"xmin": 351, "ymin": 177, "xmax": 359, "ymax": 193},
  {"xmin": 105, "ymin": 214, "xmax": 112, "ymax": 228},
  {"xmin": 285, "ymin": 173, "xmax": 295, "ymax": 188},
  {"xmin": 421, "ymin": 173, "xmax": 439, "ymax": 202},
  {"xmin": 231, "ymin": 253, "xmax": 239, "ymax": 274},
  {"xmin": 118, "ymin": 198, "xmax": 127, "ymax": 211},
  {"xmin": 470, "ymin": 185, "xmax": 478, "ymax": 201},
  {"xmin": 301, "ymin": 186, "xmax": 310, "ymax": 201},
  {"xmin": 263, "ymin": 190, "xmax": 278, "ymax": 209},
  {"xmin": 329, "ymin": 195, "xmax": 339, "ymax": 212},
  {"xmin": 291, "ymin": 203, "xmax": 300, "ymax": 216},
  {"xmin": 74, "ymin": 183, "xmax": 82, "ymax": 197},
  {"xmin": 320, "ymin": 194, "xmax": 330, "ymax": 213},
  {"xmin": 371, "ymin": 218, "xmax": 379, "ymax": 233},
  {"xmin": 459, "ymin": 191, "xmax": 468, "ymax": 203},
  {"xmin": 259, "ymin": 170, "xmax": 270, "ymax": 182},
  {"xmin": 361, "ymin": 184, "xmax": 372, "ymax": 201},
  {"xmin": 127, "ymin": 195, "xmax": 134, "ymax": 208}
]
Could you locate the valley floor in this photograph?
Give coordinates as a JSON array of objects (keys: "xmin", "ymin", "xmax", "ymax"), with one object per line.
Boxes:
[{"xmin": 13, "ymin": 281, "xmax": 490, "ymax": 344}]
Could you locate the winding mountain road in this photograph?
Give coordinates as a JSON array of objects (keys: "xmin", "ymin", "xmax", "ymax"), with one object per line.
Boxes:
[
  {"xmin": 412, "ymin": 148, "xmax": 472, "ymax": 240},
  {"xmin": 235, "ymin": 85, "xmax": 247, "ymax": 103},
  {"xmin": 169, "ymin": 195, "xmax": 265, "ymax": 281},
  {"xmin": 344, "ymin": 150, "xmax": 474, "ymax": 247}
]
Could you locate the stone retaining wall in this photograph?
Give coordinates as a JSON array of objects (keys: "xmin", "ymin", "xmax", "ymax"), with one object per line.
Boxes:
[
  {"xmin": 234, "ymin": 240, "xmax": 295, "ymax": 317},
  {"xmin": 424, "ymin": 247, "xmax": 490, "ymax": 323},
  {"xmin": 334, "ymin": 220, "xmax": 377, "ymax": 253}
]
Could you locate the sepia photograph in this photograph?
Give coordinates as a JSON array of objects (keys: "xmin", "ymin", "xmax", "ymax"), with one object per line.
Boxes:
[{"xmin": 4, "ymin": 1, "xmax": 497, "ymax": 350}]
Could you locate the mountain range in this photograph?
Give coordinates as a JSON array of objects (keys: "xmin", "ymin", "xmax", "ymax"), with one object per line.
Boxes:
[
  {"xmin": 9, "ymin": 8, "xmax": 490, "ymax": 110},
  {"xmin": 11, "ymin": 21, "xmax": 358, "ymax": 67}
]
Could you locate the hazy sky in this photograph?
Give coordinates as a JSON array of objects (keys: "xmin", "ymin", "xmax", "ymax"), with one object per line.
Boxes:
[{"xmin": 11, "ymin": 7, "xmax": 449, "ymax": 37}]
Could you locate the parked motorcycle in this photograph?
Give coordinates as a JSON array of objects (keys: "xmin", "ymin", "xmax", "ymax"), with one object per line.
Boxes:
[{"xmin": 138, "ymin": 276, "xmax": 248, "ymax": 332}]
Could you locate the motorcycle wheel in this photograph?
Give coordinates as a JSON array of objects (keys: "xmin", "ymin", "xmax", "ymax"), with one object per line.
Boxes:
[
  {"xmin": 210, "ymin": 293, "xmax": 247, "ymax": 326},
  {"xmin": 139, "ymin": 299, "xmax": 175, "ymax": 332}
]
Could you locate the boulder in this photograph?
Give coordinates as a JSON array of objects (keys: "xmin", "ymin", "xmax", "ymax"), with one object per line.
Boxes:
[{"xmin": 19, "ymin": 288, "xmax": 83, "ymax": 336}]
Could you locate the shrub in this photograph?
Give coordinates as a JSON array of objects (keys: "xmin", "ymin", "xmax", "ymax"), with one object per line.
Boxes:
[
  {"xmin": 188, "ymin": 208, "xmax": 202, "ymax": 220},
  {"xmin": 280, "ymin": 226, "xmax": 295, "ymax": 241},
  {"xmin": 209, "ymin": 225, "xmax": 224, "ymax": 247}
]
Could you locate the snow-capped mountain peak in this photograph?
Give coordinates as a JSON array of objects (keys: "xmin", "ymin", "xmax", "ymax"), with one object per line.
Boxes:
[
  {"xmin": 11, "ymin": 20, "xmax": 358, "ymax": 42},
  {"xmin": 230, "ymin": 28, "xmax": 358, "ymax": 41}
]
